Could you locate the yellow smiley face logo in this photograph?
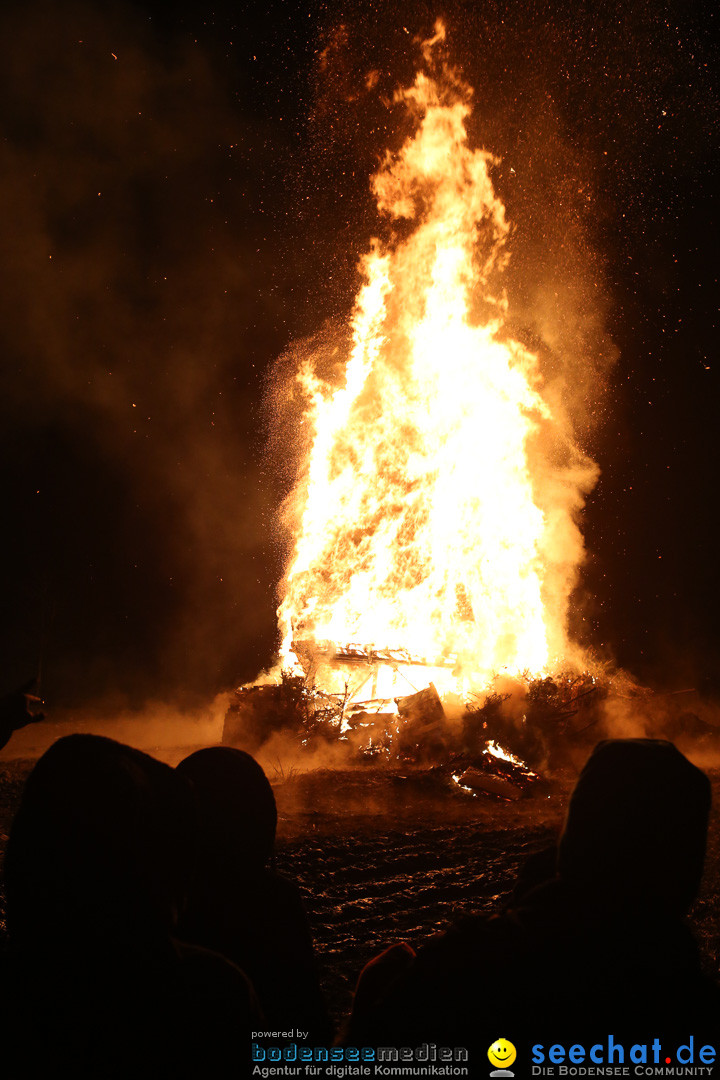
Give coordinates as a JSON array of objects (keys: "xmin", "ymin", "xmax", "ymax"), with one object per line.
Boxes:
[{"xmin": 488, "ymin": 1039, "xmax": 517, "ymax": 1069}]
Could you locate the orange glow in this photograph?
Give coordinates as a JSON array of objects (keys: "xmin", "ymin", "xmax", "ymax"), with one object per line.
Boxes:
[
  {"xmin": 485, "ymin": 739, "xmax": 531, "ymax": 770},
  {"xmin": 276, "ymin": 23, "xmax": 598, "ymax": 702}
]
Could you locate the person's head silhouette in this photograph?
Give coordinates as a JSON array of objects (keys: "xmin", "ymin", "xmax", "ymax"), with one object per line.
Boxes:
[
  {"xmin": 4, "ymin": 733, "xmax": 193, "ymax": 945},
  {"xmin": 176, "ymin": 746, "xmax": 277, "ymax": 874},
  {"xmin": 558, "ymin": 738, "xmax": 710, "ymax": 916}
]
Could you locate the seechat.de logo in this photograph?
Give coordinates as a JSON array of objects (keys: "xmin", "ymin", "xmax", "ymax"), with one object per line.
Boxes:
[{"xmin": 488, "ymin": 1037, "xmax": 517, "ymax": 1077}]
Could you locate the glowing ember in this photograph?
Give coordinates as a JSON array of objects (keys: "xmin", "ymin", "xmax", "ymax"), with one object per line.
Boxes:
[
  {"xmin": 275, "ymin": 22, "xmax": 598, "ymax": 705},
  {"xmin": 484, "ymin": 739, "xmax": 529, "ymax": 769},
  {"xmin": 451, "ymin": 773, "xmax": 478, "ymax": 798}
]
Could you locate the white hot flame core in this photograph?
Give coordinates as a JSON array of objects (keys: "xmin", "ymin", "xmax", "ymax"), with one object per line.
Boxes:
[{"xmin": 485, "ymin": 739, "xmax": 527, "ymax": 768}]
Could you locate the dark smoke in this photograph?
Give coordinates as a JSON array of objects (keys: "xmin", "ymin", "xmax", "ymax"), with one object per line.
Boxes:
[{"xmin": 0, "ymin": 0, "xmax": 292, "ymax": 705}]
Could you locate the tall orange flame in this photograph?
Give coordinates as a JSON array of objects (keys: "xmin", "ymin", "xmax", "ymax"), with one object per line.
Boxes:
[{"xmin": 277, "ymin": 24, "xmax": 598, "ymax": 696}]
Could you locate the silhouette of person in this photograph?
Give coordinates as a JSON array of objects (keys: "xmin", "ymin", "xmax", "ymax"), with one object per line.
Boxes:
[
  {"xmin": 176, "ymin": 746, "xmax": 331, "ymax": 1040},
  {"xmin": 346, "ymin": 739, "xmax": 719, "ymax": 1051},
  {"xmin": 0, "ymin": 734, "xmax": 258, "ymax": 1078},
  {"xmin": 0, "ymin": 681, "xmax": 45, "ymax": 753}
]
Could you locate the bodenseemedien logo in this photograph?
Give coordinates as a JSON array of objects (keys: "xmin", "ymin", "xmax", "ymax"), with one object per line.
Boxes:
[{"xmin": 488, "ymin": 1037, "xmax": 517, "ymax": 1077}]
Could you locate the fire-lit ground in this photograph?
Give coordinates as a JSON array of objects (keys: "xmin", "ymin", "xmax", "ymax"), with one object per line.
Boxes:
[{"xmin": 1, "ymin": 755, "xmax": 719, "ymax": 1025}]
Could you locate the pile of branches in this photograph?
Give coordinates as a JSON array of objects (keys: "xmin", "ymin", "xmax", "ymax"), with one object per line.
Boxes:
[
  {"xmin": 461, "ymin": 673, "xmax": 607, "ymax": 769},
  {"xmin": 223, "ymin": 671, "xmax": 346, "ymax": 752},
  {"xmin": 222, "ymin": 670, "xmax": 610, "ymax": 773}
]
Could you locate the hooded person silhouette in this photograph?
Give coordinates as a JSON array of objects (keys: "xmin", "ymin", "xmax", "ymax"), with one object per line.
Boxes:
[
  {"xmin": 345, "ymin": 739, "xmax": 719, "ymax": 1052},
  {"xmin": 176, "ymin": 746, "xmax": 331, "ymax": 1040},
  {"xmin": 0, "ymin": 734, "xmax": 258, "ymax": 1079}
]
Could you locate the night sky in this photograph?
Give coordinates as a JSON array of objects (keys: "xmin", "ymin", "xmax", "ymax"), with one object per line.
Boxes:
[{"xmin": 0, "ymin": 0, "xmax": 717, "ymax": 711}]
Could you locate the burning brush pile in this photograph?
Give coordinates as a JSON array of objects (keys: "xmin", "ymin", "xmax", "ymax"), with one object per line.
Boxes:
[
  {"xmin": 224, "ymin": 666, "xmax": 608, "ymax": 800},
  {"xmin": 227, "ymin": 25, "xmax": 626, "ymax": 793}
]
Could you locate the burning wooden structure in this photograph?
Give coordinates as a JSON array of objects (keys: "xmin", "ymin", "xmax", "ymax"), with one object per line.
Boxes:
[
  {"xmin": 226, "ymin": 26, "xmax": 624, "ymax": 779},
  {"xmin": 223, "ymin": 639, "xmax": 610, "ymax": 795}
]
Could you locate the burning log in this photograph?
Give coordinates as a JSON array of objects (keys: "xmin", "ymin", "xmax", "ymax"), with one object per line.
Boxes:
[
  {"xmin": 451, "ymin": 739, "xmax": 543, "ymax": 801},
  {"xmin": 453, "ymin": 767, "xmax": 524, "ymax": 801}
]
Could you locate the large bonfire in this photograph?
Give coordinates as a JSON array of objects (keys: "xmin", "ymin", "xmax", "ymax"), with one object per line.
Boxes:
[{"xmin": 234, "ymin": 23, "xmax": 603, "ymax": 762}]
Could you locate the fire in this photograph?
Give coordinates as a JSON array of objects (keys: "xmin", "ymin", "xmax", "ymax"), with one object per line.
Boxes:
[
  {"xmin": 275, "ymin": 23, "xmax": 598, "ymax": 701},
  {"xmin": 485, "ymin": 739, "xmax": 533, "ymax": 771}
]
